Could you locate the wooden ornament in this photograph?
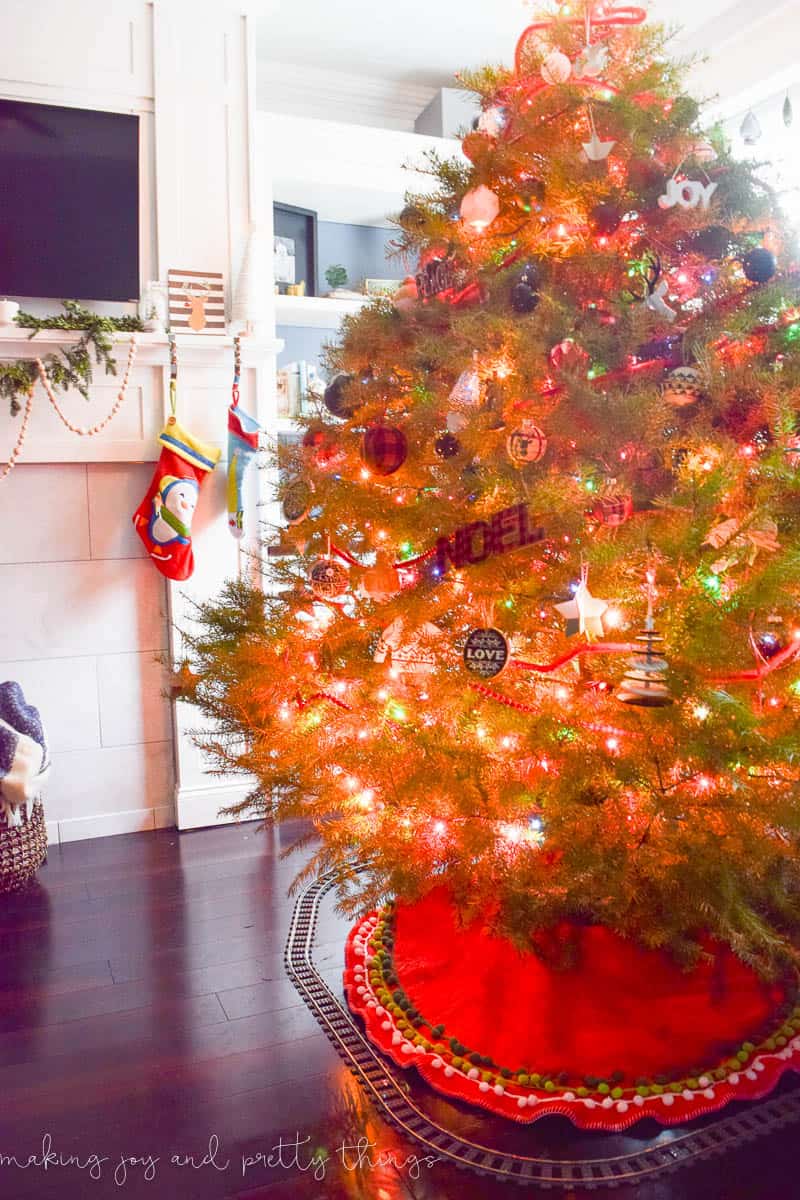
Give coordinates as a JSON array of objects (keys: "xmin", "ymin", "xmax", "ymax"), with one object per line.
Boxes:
[
  {"xmin": 507, "ymin": 421, "xmax": 548, "ymax": 465},
  {"xmin": 463, "ymin": 628, "xmax": 509, "ymax": 679}
]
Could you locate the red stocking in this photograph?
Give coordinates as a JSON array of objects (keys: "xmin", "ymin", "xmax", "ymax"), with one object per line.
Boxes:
[{"xmin": 133, "ymin": 417, "xmax": 221, "ymax": 581}]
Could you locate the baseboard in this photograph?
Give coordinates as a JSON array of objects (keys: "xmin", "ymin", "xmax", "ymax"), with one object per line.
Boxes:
[
  {"xmin": 48, "ymin": 803, "xmax": 177, "ymax": 845},
  {"xmin": 175, "ymin": 780, "xmax": 260, "ymax": 831}
]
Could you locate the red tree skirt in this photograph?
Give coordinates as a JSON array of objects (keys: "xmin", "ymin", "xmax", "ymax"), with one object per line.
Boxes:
[{"xmin": 344, "ymin": 889, "xmax": 800, "ymax": 1132}]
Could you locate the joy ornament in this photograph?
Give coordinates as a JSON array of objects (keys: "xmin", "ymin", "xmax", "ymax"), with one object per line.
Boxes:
[{"xmin": 658, "ymin": 176, "xmax": 718, "ymax": 212}]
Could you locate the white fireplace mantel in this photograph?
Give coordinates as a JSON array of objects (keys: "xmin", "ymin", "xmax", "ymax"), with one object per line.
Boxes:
[{"xmin": 0, "ymin": 0, "xmax": 282, "ymax": 835}]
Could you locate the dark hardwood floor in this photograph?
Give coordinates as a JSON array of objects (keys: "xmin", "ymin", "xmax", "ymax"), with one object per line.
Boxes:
[{"xmin": 0, "ymin": 820, "xmax": 796, "ymax": 1199}]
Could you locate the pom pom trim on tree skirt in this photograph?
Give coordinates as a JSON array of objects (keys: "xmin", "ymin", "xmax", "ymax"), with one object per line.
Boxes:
[{"xmin": 344, "ymin": 893, "xmax": 800, "ymax": 1132}]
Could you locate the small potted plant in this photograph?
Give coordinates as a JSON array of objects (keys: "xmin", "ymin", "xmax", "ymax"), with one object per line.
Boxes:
[{"xmin": 324, "ymin": 266, "xmax": 363, "ymax": 300}]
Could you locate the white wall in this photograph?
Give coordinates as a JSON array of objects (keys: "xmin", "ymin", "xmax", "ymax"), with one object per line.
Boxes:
[
  {"xmin": 0, "ymin": 0, "xmax": 275, "ymax": 841},
  {"xmin": 0, "ymin": 464, "xmax": 174, "ymax": 843}
]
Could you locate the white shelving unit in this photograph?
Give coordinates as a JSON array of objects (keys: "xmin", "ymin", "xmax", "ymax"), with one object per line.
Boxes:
[{"xmin": 275, "ymin": 293, "xmax": 370, "ymax": 329}]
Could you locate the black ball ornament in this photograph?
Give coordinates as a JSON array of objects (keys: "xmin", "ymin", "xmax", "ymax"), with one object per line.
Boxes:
[
  {"xmin": 511, "ymin": 282, "xmax": 540, "ymax": 314},
  {"xmin": 434, "ymin": 432, "xmax": 461, "ymax": 459},
  {"xmin": 590, "ymin": 202, "xmax": 623, "ymax": 236},
  {"xmin": 742, "ymin": 248, "xmax": 777, "ymax": 284},
  {"xmin": 323, "ymin": 373, "xmax": 358, "ymax": 419},
  {"xmin": 688, "ymin": 225, "xmax": 733, "ymax": 260},
  {"xmin": 400, "ymin": 204, "xmax": 426, "ymax": 230}
]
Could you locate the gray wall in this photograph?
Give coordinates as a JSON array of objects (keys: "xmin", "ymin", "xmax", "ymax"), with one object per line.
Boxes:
[
  {"xmin": 317, "ymin": 220, "xmax": 401, "ymax": 292},
  {"xmin": 278, "ymin": 220, "xmax": 407, "ymax": 370}
]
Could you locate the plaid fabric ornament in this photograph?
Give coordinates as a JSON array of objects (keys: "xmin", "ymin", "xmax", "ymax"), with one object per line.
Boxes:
[
  {"xmin": 362, "ymin": 425, "xmax": 408, "ymax": 475},
  {"xmin": 590, "ymin": 493, "xmax": 634, "ymax": 527}
]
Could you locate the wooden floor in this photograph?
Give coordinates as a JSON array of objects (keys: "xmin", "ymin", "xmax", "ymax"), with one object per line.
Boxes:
[{"xmin": 0, "ymin": 821, "xmax": 796, "ymax": 1200}]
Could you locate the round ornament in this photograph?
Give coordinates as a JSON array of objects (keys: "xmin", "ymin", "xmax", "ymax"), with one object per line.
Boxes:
[
  {"xmin": 302, "ymin": 425, "xmax": 341, "ymax": 468},
  {"xmin": 755, "ymin": 629, "xmax": 784, "ymax": 660},
  {"xmin": 476, "ymin": 105, "xmax": 509, "ymax": 139},
  {"xmin": 687, "ymin": 225, "xmax": 733, "ymax": 260},
  {"xmin": 362, "ymin": 551, "xmax": 399, "ymax": 604},
  {"xmin": 463, "ymin": 627, "xmax": 509, "ymax": 679},
  {"xmin": 309, "ymin": 557, "xmax": 349, "ymax": 601},
  {"xmin": 511, "ymin": 282, "xmax": 540, "ymax": 314},
  {"xmin": 507, "ymin": 421, "xmax": 548, "ymax": 465},
  {"xmin": 662, "ymin": 366, "xmax": 705, "ymax": 408},
  {"xmin": 392, "ymin": 276, "xmax": 419, "ymax": 311},
  {"xmin": 590, "ymin": 493, "xmax": 634, "ymax": 527},
  {"xmin": 460, "ymin": 185, "xmax": 500, "ymax": 233},
  {"xmin": 541, "ymin": 49, "xmax": 572, "ymax": 85},
  {"xmin": 589, "ymin": 203, "xmax": 623, "ymax": 236},
  {"xmin": 742, "ymin": 248, "xmax": 776, "ymax": 284},
  {"xmin": 281, "ymin": 478, "xmax": 312, "ymax": 525},
  {"xmin": 362, "ymin": 425, "xmax": 408, "ymax": 476},
  {"xmin": 435, "ymin": 432, "xmax": 461, "ymax": 459},
  {"xmin": 549, "ymin": 338, "xmax": 589, "ymax": 373},
  {"xmin": 323, "ymin": 373, "xmax": 357, "ymax": 419},
  {"xmin": 400, "ymin": 204, "xmax": 426, "ymax": 230}
]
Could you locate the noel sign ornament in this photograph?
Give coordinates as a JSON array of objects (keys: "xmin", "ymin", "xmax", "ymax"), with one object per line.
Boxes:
[
  {"xmin": 463, "ymin": 628, "xmax": 509, "ymax": 679},
  {"xmin": 658, "ymin": 177, "xmax": 718, "ymax": 212}
]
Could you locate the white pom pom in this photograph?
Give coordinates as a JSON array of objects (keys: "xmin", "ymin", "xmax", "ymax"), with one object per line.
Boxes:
[
  {"xmin": 703, "ymin": 1089, "xmax": 716, "ymax": 1100},
  {"xmin": 401, "ymin": 1042, "xmax": 414, "ymax": 1055},
  {"xmin": 682, "ymin": 1089, "xmax": 694, "ymax": 1101},
  {"xmin": 467, "ymin": 1067, "xmax": 480, "ymax": 1080},
  {"xmin": 584, "ymin": 1098, "xmax": 596, "ymax": 1109},
  {"xmin": 391, "ymin": 1032, "xmax": 403, "ymax": 1046},
  {"xmin": 444, "ymin": 1065, "xmax": 455, "ymax": 1078},
  {"xmin": 563, "ymin": 1092, "xmax": 576, "ymax": 1102},
  {"xmin": 745, "ymin": 1070, "xmax": 757, "ymax": 1081},
  {"xmin": 493, "ymin": 1084, "xmax": 504, "ymax": 1097},
  {"xmin": 356, "ymin": 986, "xmax": 366, "ymax": 996},
  {"xmin": 518, "ymin": 1097, "xmax": 528, "ymax": 1110},
  {"xmin": 479, "ymin": 1081, "xmax": 490, "ymax": 1093},
  {"xmin": 601, "ymin": 1096, "xmax": 613, "ymax": 1109},
  {"xmin": 754, "ymin": 1059, "xmax": 766, "ymax": 1071},
  {"xmin": 527, "ymin": 1094, "xmax": 539, "ymax": 1107},
  {"xmin": 633, "ymin": 1095, "xmax": 645, "ymax": 1107},
  {"xmin": 661, "ymin": 1093, "xmax": 674, "ymax": 1107},
  {"xmin": 699, "ymin": 1075, "xmax": 711, "ymax": 1088},
  {"xmin": 381, "ymin": 1021, "xmax": 392, "ymax": 1031},
  {"xmin": 431, "ymin": 1057, "xmax": 443, "ymax": 1069},
  {"xmin": 729, "ymin": 1073, "xmax": 740, "ymax": 1085}
]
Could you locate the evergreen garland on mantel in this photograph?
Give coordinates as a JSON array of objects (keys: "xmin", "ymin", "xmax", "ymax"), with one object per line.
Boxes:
[{"xmin": 0, "ymin": 301, "xmax": 144, "ymax": 416}]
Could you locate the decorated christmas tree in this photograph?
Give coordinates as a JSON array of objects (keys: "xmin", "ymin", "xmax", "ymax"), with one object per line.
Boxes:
[{"xmin": 185, "ymin": 1, "xmax": 800, "ymax": 1129}]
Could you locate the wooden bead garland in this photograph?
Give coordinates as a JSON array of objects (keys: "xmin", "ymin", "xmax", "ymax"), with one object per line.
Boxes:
[
  {"xmin": 35, "ymin": 334, "xmax": 138, "ymax": 437},
  {"xmin": 0, "ymin": 388, "xmax": 33, "ymax": 484}
]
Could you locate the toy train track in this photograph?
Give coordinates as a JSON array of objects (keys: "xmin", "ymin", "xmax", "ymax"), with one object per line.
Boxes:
[{"xmin": 284, "ymin": 872, "xmax": 800, "ymax": 1189}]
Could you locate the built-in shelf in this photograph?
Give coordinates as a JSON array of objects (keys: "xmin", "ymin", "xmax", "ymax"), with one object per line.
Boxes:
[{"xmin": 275, "ymin": 293, "xmax": 369, "ymax": 330}]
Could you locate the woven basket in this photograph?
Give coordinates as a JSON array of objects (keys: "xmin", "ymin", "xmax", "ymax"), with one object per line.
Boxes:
[{"xmin": 0, "ymin": 800, "xmax": 48, "ymax": 893}]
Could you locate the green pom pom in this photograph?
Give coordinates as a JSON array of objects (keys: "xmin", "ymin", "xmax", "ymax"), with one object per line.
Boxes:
[
  {"xmin": 481, "ymin": 1071, "xmax": 492, "ymax": 1083},
  {"xmin": 577, "ymin": 1086, "xmax": 589, "ymax": 1098},
  {"xmin": 636, "ymin": 1086, "xmax": 650, "ymax": 1097},
  {"xmin": 597, "ymin": 1082, "xmax": 610, "ymax": 1095},
  {"xmin": 611, "ymin": 1087, "xmax": 623, "ymax": 1100},
  {"xmin": 518, "ymin": 1073, "xmax": 530, "ymax": 1086},
  {"xmin": 530, "ymin": 1073, "xmax": 542, "ymax": 1086},
  {"xmin": 544, "ymin": 1080, "xmax": 556, "ymax": 1093}
]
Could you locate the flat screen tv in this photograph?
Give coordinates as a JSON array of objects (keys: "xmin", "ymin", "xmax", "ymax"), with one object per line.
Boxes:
[{"xmin": 0, "ymin": 99, "xmax": 140, "ymax": 303}]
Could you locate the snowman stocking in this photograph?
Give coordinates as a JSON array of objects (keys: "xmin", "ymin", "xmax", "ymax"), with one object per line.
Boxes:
[
  {"xmin": 227, "ymin": 403, "xmax": 261, "ymax": 539},
  {"xmin": 133, "ymin": 417, "xmax": 221, "ymax": 581}
]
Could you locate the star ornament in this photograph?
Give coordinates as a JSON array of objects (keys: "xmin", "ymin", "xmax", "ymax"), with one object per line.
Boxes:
[
  {"xmin": 582, "ymin": 131, "xmax": 616, "ymax": 162},
  {"xmin": 555, "ymin": 571, "xmax": 609, "ymax": 641}
]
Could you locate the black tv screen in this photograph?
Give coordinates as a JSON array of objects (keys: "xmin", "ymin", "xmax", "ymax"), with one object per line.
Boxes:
[{"xmin": 0, "ymin": 100, "xmax": 139, "ymax": 303}]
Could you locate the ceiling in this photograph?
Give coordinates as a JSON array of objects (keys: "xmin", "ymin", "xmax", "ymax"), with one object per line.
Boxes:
[{"xmin": 256, "ymin": 0, "xmax": 744, "ymax": 89}]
